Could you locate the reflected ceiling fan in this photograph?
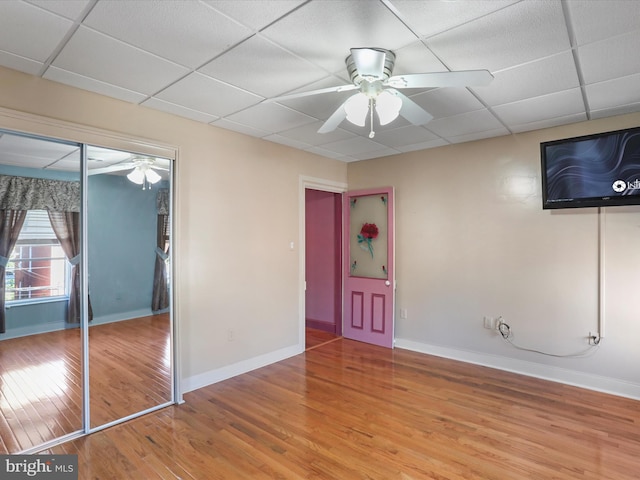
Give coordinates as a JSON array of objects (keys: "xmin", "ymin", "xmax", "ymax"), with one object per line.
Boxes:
[
  {"xmin": 268, "ymin": 47, "xmax": 494, "ymax": 138},
  {"xmin": 88, "ymin": 155, "xmax": 169, "ymax": 189}
]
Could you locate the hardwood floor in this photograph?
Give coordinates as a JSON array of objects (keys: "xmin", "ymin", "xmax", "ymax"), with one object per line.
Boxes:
[
  {"xmin": 46, "ymin": 338, "xmax": 640, "ymax": 479},
  {"xmin": 0, "ymin": 313, "xmax": 171, "ymax": 453},
  {"xmin": 305, "ymin": 327, "xmax": 340, "ymax": 350}
]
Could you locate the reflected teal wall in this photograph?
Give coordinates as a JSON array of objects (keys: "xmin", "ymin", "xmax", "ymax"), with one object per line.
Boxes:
[{"xmin": 88, "ymin": 174, "xmax": 159, "ymax": 324}]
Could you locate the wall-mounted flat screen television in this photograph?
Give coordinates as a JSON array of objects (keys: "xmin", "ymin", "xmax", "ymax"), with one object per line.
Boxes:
[{"xmin": 541, "ymin": 126, "xmax": 640, "ymax": 209}]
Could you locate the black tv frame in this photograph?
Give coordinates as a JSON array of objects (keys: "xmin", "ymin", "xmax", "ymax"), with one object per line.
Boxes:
[{"xmin": 541, "ymin": 126, "xmax": 640, "ymax": 210}]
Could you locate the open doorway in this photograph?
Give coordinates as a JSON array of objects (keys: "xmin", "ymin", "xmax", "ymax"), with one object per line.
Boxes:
[{"xmin": 304, "ymin": 188, "xmax": 342, "ymax": 350}]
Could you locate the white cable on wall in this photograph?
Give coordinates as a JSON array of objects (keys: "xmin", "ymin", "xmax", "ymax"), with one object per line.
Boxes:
[{"xmin": 598, "ymin": 207, "xmax": 606, "ymax": 339}]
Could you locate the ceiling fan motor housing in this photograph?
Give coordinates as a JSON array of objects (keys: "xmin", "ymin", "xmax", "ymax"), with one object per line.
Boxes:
[{"xmin": 346, "ymin": 48, "xmax": 395, "ymax": 85}]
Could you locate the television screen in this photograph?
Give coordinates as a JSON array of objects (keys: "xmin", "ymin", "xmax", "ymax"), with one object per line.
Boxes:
[{"xmin": 541, "ymin": 126, "xmax": 640, "ymax": 209}]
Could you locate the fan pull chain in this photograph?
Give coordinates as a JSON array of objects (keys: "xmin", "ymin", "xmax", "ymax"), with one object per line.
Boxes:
[{"xmin": 369, "ymin": 97, "xmax": 375, "ymax": 138}]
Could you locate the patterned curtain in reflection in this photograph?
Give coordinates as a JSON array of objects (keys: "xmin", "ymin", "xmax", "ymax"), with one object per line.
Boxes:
[
  {"xmin": 0, "ymin": 175, "xmax": 83, "ymax": 329},
  {"xmin": 48, "ymin": 211, "xmax": 93, "ymax": 324},
  {"xmin": 152, "ymin": 189, "xmax": 169, "ymax": 312},
  {"xmin": 0, "ymin": 210, "xmax": 27, "ymax": 333}
]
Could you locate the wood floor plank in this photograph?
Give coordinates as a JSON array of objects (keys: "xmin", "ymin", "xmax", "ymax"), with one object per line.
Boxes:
[{"xmin": 39, "ymin": 338, "xmax": 640, "ymax": 479}]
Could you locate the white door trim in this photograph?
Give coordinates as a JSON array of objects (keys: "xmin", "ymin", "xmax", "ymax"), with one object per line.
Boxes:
[{"xmin": 298, "ymin": 176, "xmax": 348, "ymax": 350}]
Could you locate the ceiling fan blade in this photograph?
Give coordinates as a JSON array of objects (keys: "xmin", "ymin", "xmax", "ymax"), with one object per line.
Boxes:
[
  {"xmin": 317, "ymin": 100, "xmax": 349, "ymax": 134},
  {"xmin": 350, "ymin": 48, "xmax": 386, "ymax": 78},
  {"xmin": 265, "ymin": 84, "xmax": 358, "ymax": 103},
  {"xmin": 386, "ymin": 70, "xmax": 494, "ymax": 89},
  {"xmin": 386, "ymin": 89, "xmax": 433, "ymax": 125},
  {"xmin": 87, "ymin": 163, "xmax": 136, "ymax": 176}
]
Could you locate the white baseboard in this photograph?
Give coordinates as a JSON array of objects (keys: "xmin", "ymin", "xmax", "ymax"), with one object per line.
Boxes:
[
  {"xmin": 182, "ymin": 344, "xmax": 303, "ymax": 394},
  {"xmin": 395, "ymin": 338, "xmax": 640, "ymax": 401}
]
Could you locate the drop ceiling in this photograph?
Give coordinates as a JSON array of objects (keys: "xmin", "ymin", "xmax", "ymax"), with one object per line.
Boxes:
[{"xmin": 0, "ymin": 0, "xmax": 639, "ymax": 162}]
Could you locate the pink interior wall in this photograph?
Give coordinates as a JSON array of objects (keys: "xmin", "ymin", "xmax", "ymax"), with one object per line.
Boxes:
[{"xmin": 305, "ymin": 189, "xmax": 342, "ymax": 334}]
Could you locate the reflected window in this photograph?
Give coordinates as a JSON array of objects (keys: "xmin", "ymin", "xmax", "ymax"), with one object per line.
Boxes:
[{"xmin": 5, "ymin": 210, "xmax": 69, "ymax": 302}]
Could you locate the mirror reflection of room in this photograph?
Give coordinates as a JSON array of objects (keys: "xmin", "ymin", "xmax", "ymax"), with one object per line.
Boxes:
[
  {"xmin": 86, "ymin": 146, "xmax": 172, "ymax": 428},
  {"xmin": 0, "ymin": 131, "xmax": 83, "ymax": 453},
  {"xmin": 0, "ymin": 131, "xmax": 173, "ymax": 453}
]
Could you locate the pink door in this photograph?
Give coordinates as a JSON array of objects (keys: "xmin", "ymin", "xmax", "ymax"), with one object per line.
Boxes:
[{"xmin": 343, "ymin": 187, "xmax": 394, "ymax": 348}]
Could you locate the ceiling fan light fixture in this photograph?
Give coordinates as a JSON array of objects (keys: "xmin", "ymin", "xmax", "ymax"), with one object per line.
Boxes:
[
  {"xmin": 127, "ymin": 167, "xmax": 145, "ymax": 185},
  {"xmin": 344, "ymin": 93, "xmax": 369, "ymax": 127},
  {"xmin": 145, "ymin": 168, "xmax": 162, "ymax": 184},
  {"xmin": 375, "ymin": 90, "xmax": 402, "ymax": 125}
]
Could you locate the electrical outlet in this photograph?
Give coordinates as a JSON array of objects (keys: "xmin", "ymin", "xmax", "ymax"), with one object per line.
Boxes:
[
  {"xmin": 483, "ymin": 316, "xmax": 493, "ymax": 329},
  {"xmin": 400, "ymin": 308, "xmax": 408, "ymax": 319},
  {"xmin": 227, "ymin": 329, "xmax": 235, "ymax": 342}
]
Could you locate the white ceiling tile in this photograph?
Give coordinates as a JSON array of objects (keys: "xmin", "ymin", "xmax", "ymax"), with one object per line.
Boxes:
[
  {"xmin": 25, "ymin": 0, "xmax": 91, "ymax": 20},
  {"xmin": 319, "ymin": 136, "xmax": 390, "ymax": 157},
  {"xmin": 211, "ymin": 118, "xmax": 271, "ymax": 138},
  {"xmin": 409, "ymin": 88, "xmax": 485, "ymax": 119},
  {"xmin": 396, "ymin": 138, "xmax": 449, "ymax": 153},
  {"xmin": 51, "ymin": 26, "xmax": 190, "ymax": 95},
  {"xmin": 578, "ymin": 30, "xmax": 640, "ymax": 84},
  {"xmin": 277, "ymin": 122, "xmax": 355, "ymax": 146},
  {"xmin": 44, "ymin": 66, "xmax": 148, "ymax": 103},
  {"xmin": 142, "ymin": 97, "xmax": 219, "ymax": 124},
  {"xmin": 509, "ymin": 113, "xmax": 587, "ymax": 133},
  {"xmin": 349, "ymin": 147, "xmax": 402, "ymax": 161},
  {"xmin": 493, "ymin": 88, "xmax": 585, "ymax": 126},
  {"xmin": 260, "ymin": 0, "xmax": 418, "ymax": 73},
  {"xmin": 590, "ymin": 103, "xmax": 640, "ymax": 120},
  {"xmin": 568, "ymin": 0, "xmax": 640, "ymax": 46},
  {"xmin": 446, "ymin": 127, "xmax": 511, "ymax": 145},
  {"xmin": 0, "ymin": 51, "xmax": 43, "ymax": 75},
  {"xmin": 304, "ymin": 146, "xmax": 350, "ymax": 162},
  {"xmin": 204, "ymin": 0, "xmax": 306, "ymax": 31},
  {"xmin": 390, "ymin": 41, "xmax": 448, "ymax": 76},
  {"xmin": 427, "ymin": 0, "xmax": 570, "ymax": 72},
  {"xmin": 369, "ymin": 125, "xmax": 440, "ymax": 149},
  {"xmin": 389, "ymin": 0, "xmax": 519, "ymax": 38},
  {"xmin": 262, "ymin": 134, "xmax": 313, "ymax": 150},
  {"xmin": 198, "ymin": 35, "xmax": 327, "ymax": 98},
  {"xmin": 0, "ymin": 1, "xmax": 73, "ymax": 62},
  {"xmin": 426, "ymin": 110, "xmax": 506, "ymax": 138},
  {"xmin": 224, "ymin": 102, "xmax": 317, "ymax": 132},
  {"xmin": 474, "ymin": 51, "xmax": 580, "ymax": 107},
  {"xmin": 585, "ymin": 73, "xmax": 640, "ymax": 112},
  {"xmin": 0, "ymin": 132, "xmax": 78, "ymax": 168},
  {"xmin": 84, "ymin": 0, "xmax": 252, "ymax": 69},
  {"xmin": 155, "ymin": 72, "xmax": 262, "ymax": 117},
  {"xmin": 0, "ymin": 0, "xmax": 639, "ymax": 163}
]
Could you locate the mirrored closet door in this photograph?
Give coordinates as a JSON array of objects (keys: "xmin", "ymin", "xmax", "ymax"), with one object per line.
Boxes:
[
  {"xmin": 86, "ymin": 146, "xmax": 173, "ymax": 429},
  {"xmin": 0, "ymin": 129, "xmax": 174, "ymax": 453}
]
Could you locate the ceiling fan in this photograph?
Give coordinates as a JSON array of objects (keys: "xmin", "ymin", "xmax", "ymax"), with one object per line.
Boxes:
[
  {"xmin": 88, "ymin": 155, "xmax": 169, "ymax": 188},
  {"xmin": 268, "ymin": 47, "xmax": 494, "ymax": 138}
]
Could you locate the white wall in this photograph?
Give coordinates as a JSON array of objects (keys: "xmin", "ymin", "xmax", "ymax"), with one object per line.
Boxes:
[
  {"xmin": 0, "ymin": 66, "xmax": 348, "ymax": 393},
  {"xmin": 348, "ymin": 113, "xmax": 640, "ymax": 399}
]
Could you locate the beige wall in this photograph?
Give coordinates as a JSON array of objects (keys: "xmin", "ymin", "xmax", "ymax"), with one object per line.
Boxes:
[
  {"xmin": 348, "ymin": 112, "xmax": 640, "ymax": 398},
  {"xmin": 0, "ymin": 66, "xmax": 347, "ymax": 389}
]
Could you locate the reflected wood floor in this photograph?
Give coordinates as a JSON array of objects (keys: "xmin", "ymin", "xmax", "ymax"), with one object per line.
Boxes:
[
  {"xmin": 0, "ymin": 314, "xmax": 170, "ymax": 453},
  {"xmin": 47, "ymin": 339, "xmax": 640, "ymax": 479}
]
